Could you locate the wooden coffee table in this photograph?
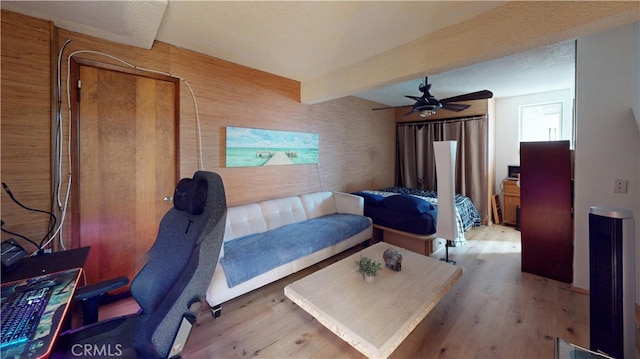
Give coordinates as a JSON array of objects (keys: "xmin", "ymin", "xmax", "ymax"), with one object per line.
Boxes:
[{"xmin": 284, "ymin": 242, "xmax": 462, "ymax": 358}]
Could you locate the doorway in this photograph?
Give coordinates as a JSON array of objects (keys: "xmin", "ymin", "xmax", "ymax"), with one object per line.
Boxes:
[{"xmin": 70, "ymin": 58, "xmax": 179, "ymax": 286}]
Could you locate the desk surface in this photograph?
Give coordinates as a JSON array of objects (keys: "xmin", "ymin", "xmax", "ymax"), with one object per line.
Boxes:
[
  {"xmin": 284, "ymin": 243, "xmax": 463, "ymax": 359},
  {"xmin": 1, "ymin": 268, "xmax": 82, "ymax": 359},
  {"xmin": 2, "ymin": 247, "xmax": 89, "ymax": 283}
]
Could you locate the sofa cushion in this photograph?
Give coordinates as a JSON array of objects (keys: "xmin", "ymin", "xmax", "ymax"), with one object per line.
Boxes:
[
  {"xmin": 299, "ymin": 191, "xmax": 337, "ymax": 219},
  {"xmin": 260, "ymin": 196, "xmax": 307, "ymax": 231},
  {"xmin": 219, "ymin": 213, "xmax": 371, "ymax": 287},
  {"xmin": 224, "ymin": 203, "xmax": 267, "ymax": 242}
]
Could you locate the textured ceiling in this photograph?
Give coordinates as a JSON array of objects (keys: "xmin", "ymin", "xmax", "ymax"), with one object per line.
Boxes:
[
  {"xmin": 357, "ymin": 40, "xmax": 576, "ymax": 107},
  {"xmin": 1, "ymin": 1, "xmax": 167, "ymax": 49},
  {"xmin": 3, "ymin": 1, "xmax": 634, "ymax": 106}
]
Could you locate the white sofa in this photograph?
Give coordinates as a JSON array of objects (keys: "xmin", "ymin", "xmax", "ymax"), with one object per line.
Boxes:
[{"xmin": 206, "ymin": 191, "xmax": 372, "ymax": 312}]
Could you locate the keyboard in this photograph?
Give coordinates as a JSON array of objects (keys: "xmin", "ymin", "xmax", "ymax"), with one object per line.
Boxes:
[
  {"xmin": 1, "ymin": 267, "xmax": 82, "ymax": 358},
  {"xmin": 1, "ymin": 286, "xmax": 52, "ymax": 348}
]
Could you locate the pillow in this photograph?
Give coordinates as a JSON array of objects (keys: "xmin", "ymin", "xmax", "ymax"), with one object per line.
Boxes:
[
  {"xmin": 380, "ymin": 194, "xmax": 434, "ymax": 214},
  {"xmin": 352, "ymin": 191, "xmax": 385, "ymax": 206},
  {"xmin": 174, "ymin": 178, "xmax": 208, "ymax": 215}
]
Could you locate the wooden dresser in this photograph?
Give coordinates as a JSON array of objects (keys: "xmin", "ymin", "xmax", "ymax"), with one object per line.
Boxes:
[{"xmin": 502, "ymin": 179, "xmax": 520, "ymax": 226}]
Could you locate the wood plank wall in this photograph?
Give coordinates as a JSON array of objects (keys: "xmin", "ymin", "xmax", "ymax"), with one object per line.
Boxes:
[
  {"xmin": 1, "ymin": 10, "xmax": 395, "ymax": 249},
  {"xmin": 1, "ymin": 11, "xmax": 53, "ymax": 250}
]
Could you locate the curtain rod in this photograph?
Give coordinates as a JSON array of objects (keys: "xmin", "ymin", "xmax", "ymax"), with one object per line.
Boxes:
[{"xmin": 396, "ymin": 114, "xmax": 487, "ymax": 126}]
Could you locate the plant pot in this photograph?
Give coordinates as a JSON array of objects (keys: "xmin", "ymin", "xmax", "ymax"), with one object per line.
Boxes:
[{"xmin": 364, "ymin": 274, "xmax": 375, "ymax": 283}]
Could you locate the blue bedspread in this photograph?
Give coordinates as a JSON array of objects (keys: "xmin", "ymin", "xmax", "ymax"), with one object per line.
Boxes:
[
  {"xmin": 352, "ymin": 191, "xmax": 438, "ymax": 235},
  {"xmin": 353, "ymin": 187, "xmax": 480, "ymax": 246},
  {"xmin": 220, "ymin": 213, "xmax": 371, "ymax": 288},
  {"xmin": 379, "ymin": 187, "xmax": 482, "ymax": 230}
]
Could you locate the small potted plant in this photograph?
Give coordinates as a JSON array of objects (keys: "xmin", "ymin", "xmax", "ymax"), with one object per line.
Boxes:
[{"xmin": 355, "ymin": 255, "xmax": 382, "ymax": 282}]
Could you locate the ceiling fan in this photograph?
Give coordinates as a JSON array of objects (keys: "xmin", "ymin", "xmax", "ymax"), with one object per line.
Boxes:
[{"xmin": 372, "ymin": 77, "xmax": 493, "ymax": 117}]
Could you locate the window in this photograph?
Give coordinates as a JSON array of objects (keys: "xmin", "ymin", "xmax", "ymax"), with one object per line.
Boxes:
[{"xmin": 519, "ymin": 102, "xmax": 563, "ymax": 142}]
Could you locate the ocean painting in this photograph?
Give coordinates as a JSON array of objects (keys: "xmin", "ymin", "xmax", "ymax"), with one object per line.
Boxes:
[{"xmin": 226, "ymin": 127, "xmax": 319, "ymax": 167}]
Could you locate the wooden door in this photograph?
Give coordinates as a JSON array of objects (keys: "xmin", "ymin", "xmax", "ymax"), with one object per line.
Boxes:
[
  {"xmin": 520, "ymin": 140, "xmax": 573, "ymax": 283},
  {"xmin": 71, "ymin": 58, "xmax": 179, "ymax": 286}
]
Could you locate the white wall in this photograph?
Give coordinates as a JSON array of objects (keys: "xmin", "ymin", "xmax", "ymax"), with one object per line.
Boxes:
[
  {"xmin": 574, "ymin": 23, "xmax": 640, "ymax": 304},
  {"xmin": 494, "ymin": 89, "xmax": 574, "ymax": 199}
]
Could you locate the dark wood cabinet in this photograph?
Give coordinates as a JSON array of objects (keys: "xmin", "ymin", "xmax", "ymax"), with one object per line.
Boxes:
[{"xmin": 520, "ymin": 141, "xmax": 573, "ymax": 283}]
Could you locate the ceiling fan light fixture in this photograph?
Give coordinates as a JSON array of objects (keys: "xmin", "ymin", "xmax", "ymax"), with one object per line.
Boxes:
[{"xmin": 420, "ymin": 109, "xmax": 437, "ymax": 117}]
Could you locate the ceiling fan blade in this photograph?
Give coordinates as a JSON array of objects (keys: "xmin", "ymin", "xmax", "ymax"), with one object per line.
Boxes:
[
  {"xmin": 441, "ymin": 103, "xmax": 471, "ymax": 112},
  {"xmin": 371, "ymin": 105, "xmax": 410, "ymax": 111},
  {"xmin": 440, "ymin": 90, "xmax": 493, "ymax": 104},
  {"xmin": 402, "ymin": 107, "xmax": 418, "ymax": 116},
  {"xmin": 376, "ymin": 78, "xmax": 492, "ymax": 116}
]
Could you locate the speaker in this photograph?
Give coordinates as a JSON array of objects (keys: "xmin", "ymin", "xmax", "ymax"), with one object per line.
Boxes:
[{"xmin": 589, "ymin": 206, "xmax": 635, "ymax": 358}]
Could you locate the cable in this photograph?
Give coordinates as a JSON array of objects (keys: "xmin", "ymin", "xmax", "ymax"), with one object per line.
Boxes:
[
  {"xmin": 1, "ymin": 226, "xmax": 40, "ymax": 252},
  {"xmin": 0, "ymin": 187, "xmax": 54, "ymax": 253},
  {"xmin": 2, "ymin": 183, "xmax": 57, "ymax": 248},
  {"xmin": 50, "ymin": 39, "xmax": 73, "ymax": 250},
  {"xmin": 182, "ymin": 80, "xmax": 204, "ymax": 170},
  {"xmin": 47, "ymin": 39, "xmax": 73, "ymax": 250},
  {"xmin": 56, "ymin": 39, "xmax": 72, "ymax": 208},
  {"xmin": 315, "ymin": 163, "xmax": 324, "ymax": 192}
]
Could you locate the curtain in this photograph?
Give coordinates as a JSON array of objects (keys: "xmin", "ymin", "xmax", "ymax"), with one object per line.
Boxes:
[{"xmin": 396, "ymin": 116, "xmax": 488, "ymax": 223}]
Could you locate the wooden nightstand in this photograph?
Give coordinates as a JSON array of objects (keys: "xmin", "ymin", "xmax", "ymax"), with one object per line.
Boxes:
[{"xmin": 502, "ymin": 179, "xmax": 520, "ymax": 226}]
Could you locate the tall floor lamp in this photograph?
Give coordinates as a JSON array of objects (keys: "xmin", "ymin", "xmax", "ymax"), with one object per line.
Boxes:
[{"xmin": 434, "ymin": 140, "xmax": 458, "ymax": 265}]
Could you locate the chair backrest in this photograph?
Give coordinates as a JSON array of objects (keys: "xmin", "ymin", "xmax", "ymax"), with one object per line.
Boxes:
[{"xmin": 129, "ymin": 171, "xmax": 226, "ymax": 357}]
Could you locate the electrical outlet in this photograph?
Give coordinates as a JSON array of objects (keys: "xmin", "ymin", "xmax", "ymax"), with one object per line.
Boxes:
[{"xmin": 614, "ymin": 179, "xmax": 628, "ymax": 193}]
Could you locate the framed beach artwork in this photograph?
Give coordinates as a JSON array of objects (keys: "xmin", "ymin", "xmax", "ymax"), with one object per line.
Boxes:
[{"xmin": 225, "ymin": 126, "xmax": 319, "ymax": 167}]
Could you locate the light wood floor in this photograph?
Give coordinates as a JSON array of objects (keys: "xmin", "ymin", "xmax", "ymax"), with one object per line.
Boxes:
[{"xmin": 177, "ymin": 224, "xmax": 592, "ymax": 358}]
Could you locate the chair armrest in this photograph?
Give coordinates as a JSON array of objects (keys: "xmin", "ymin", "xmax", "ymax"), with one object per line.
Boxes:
[
  {"xmin": 73, "ymin": 276, "xmax": 129, "ymax": 302},
  {"xmin": 72, "ymin": 276, "xmax": 129, "ymax": 326}
]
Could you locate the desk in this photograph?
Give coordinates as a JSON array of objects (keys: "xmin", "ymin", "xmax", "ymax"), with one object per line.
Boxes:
[
  {"xmin": 2, "ymin": 247, "xmax": 89, "ymax": 284},
  {"xmin": 1, "ymin": 268, "xmax": 82, "ymax": 359}
]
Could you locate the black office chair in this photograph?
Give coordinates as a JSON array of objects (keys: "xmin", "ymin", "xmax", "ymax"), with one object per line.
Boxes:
[{"xmin": 52, "ymin": 171, "xmax": 226, "ymax": 359}]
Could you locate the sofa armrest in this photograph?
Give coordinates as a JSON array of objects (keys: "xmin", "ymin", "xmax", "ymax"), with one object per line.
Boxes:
[{"xmin": 333, "ymin": 192, "xmax": 364, "ymax": 216}]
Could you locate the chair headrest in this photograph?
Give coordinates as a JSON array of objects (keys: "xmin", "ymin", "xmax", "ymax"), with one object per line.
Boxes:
[{"xmin": 173, "ymin": 178, "xmax": 208, "ymax": 215}]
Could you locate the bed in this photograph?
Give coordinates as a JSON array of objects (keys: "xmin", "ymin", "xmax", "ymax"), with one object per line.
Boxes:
[{"xmin": 353, "ymin": 187, "xmax": 481, "ymax": 248}]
